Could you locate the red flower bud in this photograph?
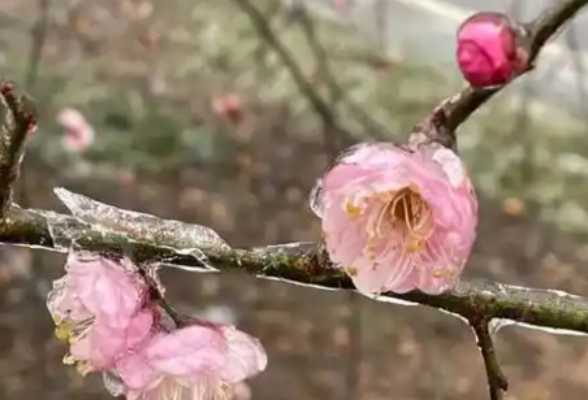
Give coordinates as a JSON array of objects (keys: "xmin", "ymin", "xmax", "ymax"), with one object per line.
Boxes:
[{"xmin": 456, "ymin": 12, "xmax": 529, "ymax": 88}]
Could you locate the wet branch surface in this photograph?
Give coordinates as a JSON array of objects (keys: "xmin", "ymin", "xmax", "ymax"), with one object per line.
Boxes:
[{"xmin": 2, "ymin": 204, "xmax": 588, "ymax": 334}]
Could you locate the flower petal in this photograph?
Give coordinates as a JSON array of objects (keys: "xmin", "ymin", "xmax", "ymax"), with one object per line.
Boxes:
[
  {"xmin": 219, "ymin": 326, "xmax": 267, "ymax": 383},
  {"xmin": 145, "ymin": 325, "xmax": 227, "ymax": 376}
]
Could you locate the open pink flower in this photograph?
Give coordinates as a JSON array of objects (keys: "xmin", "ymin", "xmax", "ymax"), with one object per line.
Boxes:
[
  {"xmin": 311, "ymin": 142, "xmax": 478, "ymax": 296},
  {"xmin": 456, "ymin": 12, "xmax": 529, "ymax": 88},
  {"xmin": 114, "ymin": 323, "xmax": 267, "ymax": 400},
  {"xmin": 47, "ymin": 252, "xmax": 153, "ymax": 373},
  {"xmin": 56, "ymin": 107, "xmax": 95, "ymax": 153},
  {"xmin": 48, "ymin": 252, "xmax": 149, "ymax": 325}
]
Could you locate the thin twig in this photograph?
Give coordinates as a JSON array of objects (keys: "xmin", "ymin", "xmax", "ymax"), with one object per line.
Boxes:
[
  {"xmin": 291, "ymin": 2, "xmax": 390, "ymax": 143},
  {"xmin": 0, "ymin": 83, "xmax": 36, "ymax": 221},
  {"xmin": 469, "ymin": 317, "xmax": 508, "ymax": 400},
  {"xmin": 419, "ymin": 0, "xmax": 588, "ymax": 146},
  {"xmin": 233, "ymin": 0, "xmax": 346, "ymax": 137},
  {"xmin": 18, "ymin": 0, "xmax": 50, "ymax": 210}
]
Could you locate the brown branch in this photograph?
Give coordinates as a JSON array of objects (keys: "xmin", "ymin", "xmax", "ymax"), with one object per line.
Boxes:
[
  {"xmin": 469, "ymin": 316, "xmax": 508, "ymax": 400},
  {"xmin": 3, "ymin": 201, "xmax": 588, "ymax": 335},
  {"xmin": 420, "ymin": 0, "xmax": 588, "ymax": 146},
  {"xmin": 0, "ymin": 83, "xmax": 36, "ymax": 221}
]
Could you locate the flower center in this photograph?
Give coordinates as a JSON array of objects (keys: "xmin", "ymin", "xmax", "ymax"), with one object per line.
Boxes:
[
  {"xmin": 387, "ymin": 186, "xmax": 434, "ymax": 251},
  {"xmin": 362, "ymin": 185, "xmax": 433, "ymax": 253}
]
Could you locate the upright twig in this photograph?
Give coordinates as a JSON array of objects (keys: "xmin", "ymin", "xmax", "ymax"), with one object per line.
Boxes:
[
  {"xmin": 0, "ymin": 83, "xmax": 36, "ymax": 221},
  {"xmin": 18, "ymin": 0, "xmax": 50, "ymax": 209},
  {"xmin": 232, "ymin": 0, "xmax": 346, "ymax": 137},
  {"xmin": 291, "ymin": 1, "xmax": 389, "ymax": 143},
  {"xmin": 510, "ymin": 0, "xmax": 536, "ymax": 190},
  {"xmin": 564, "ymin": 20, "xmax": 588, "ymax": 123}
]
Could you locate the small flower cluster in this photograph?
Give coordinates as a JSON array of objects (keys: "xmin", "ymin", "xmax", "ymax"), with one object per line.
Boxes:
[
  {"xmin": 47, "ymin": 252, "xmax": 267, "ymax": 400},
  {"xmin": 311, "ymin": 143, "xmax": 478, "ymax": 296}
]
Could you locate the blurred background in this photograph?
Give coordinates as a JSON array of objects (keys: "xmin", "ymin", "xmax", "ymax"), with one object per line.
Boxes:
[{"xmin": 1, "ymin": 0, "xmax": 588, "ymax": 399}]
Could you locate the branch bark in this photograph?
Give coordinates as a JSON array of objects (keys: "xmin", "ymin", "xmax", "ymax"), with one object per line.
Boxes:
[
  {"xmin": 0, "ymin": 83, "xmax": 36, "ymax": 221},
  {"xmin": 469, "ymin": 316, "xmax": 508, "ymax": 400},
  {"xmin": 3, "ymin": 203, "xmax": 588, "ymax": 335}
]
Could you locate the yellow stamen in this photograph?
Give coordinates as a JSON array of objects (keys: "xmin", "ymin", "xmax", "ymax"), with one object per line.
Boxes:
[
  {"xmin": 220, "ymin": 381, "xmax": 231, "ymax": 393},
  {"xmin": 433, "ymin": 267, "xmax": 456, "ymax": 279},
  {"xmin": 406, "ymin": 237, "xmax": 424, "ymax": 253},
  {"xmin": 75, "ymin": 361, "xmax": 92, "ymax": 376},
  {"xmin": 365, "ymin": 186, "xmax": 434, "ymax": 256},
  {"xmin": 344, "ymin": 198, "xmax": 362, "ymax": 218},
  {"xmin": 346, "ymin": 266, "xmax": 358, "ymax": 276},
  {"xmin": 63, "ymin": 355, "xmax": 76, "ymax": 365},
  {"xmin": 55, "ymin": 323, "xmax": 71, "ymax": 342}
]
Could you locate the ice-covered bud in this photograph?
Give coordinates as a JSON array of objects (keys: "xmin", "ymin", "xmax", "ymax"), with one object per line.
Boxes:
[
  {"xmin": 456, "ymin": 12, "xmax": 529, "ymax": 88},
  {"xmin": 310, "ymin": 143, "xmax": 478, "ymax": 296}
]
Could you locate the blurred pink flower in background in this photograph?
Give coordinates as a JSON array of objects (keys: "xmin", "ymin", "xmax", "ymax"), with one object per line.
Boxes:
[
  {"xmin": 333, "ymin": 0, "xmax": 347, "ymax": 12},
  {"xmin": 56, "ymin": 107, "xmax": 95, "ymax": 153},
  {"xmin": 48, "ymin": 251, "xmax": 267, "ymax": 399},
  {"xmin": 456, "ymin": 12, "xmax": 529, "ymax": 88},
  {"xmin": 311, "ymin": 143, "xmax": 478, "ymax": 296},
  {"xmin": 212, "ymin": 95, "xmax": 243, "ymax": 124}
]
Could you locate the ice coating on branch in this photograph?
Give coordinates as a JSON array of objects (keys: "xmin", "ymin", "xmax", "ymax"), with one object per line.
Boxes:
[
  {"xmin": 310, "ymin": 142, "xmax": 478, "ymax": 296},
  {"xmin": 456, "ymin": 12, "xmax": 529, "ymax": 88},
  {"xmin": 47, "ymin": 251, "xmax": 267, "ymax": 400},
  {"xmin": 53, "ymin": 187, "xmax": 230, "ymax": 270}
]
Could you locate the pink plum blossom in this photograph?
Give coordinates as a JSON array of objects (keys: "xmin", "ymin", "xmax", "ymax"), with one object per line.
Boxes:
[
  {"xmin": 456, "ymin": 12, "xmax": 529, "ymax": 88},
  {"xmin": 47, "ymin": 252, "xmax": 153, "ymax": 373},
  {"xmin": 310, "ymin": 142, "xmax": 478, "ymax": 296},
  {"xmin": 56, "ymin": 107, "xmax": 95, "ymax": 153},
  {"xmin": 114, "ymin": 324, "xmax": 267, "ymax": 400},
  {"xmin": 47, "ymin": 251, "xmax": 268, "ymax": 399},
  {"xmin": 47, "ymin": 252, "xmax": 149, "ymax": 326}
]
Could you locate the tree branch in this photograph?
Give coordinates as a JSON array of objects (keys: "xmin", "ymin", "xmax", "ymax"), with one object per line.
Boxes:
[
  {"xmin": 418, "ymin": 0, "xmax": 588, "ymax": 146},
  {"xmin": 469, "ymin": 316, "xmax": 508, "ymax": 400},
  {"xmin": 232, "ymin": 0, "xmax": 346, "ymax": 138},
  {"xmin": 0, "ymin": 83, "xmax": 36, "ymax": 221},
  {"xmin": 3, "ymin": 202, "xmax": 588, "ymax": 335}
]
